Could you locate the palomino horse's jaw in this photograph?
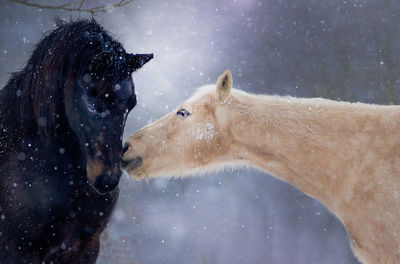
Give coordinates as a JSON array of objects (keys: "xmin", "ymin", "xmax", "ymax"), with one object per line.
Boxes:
[
  {"xmin": 122, "ymin": 130, "xmax": 149, "ymax": 179},
  {"xmin": 122, "ymin": 156, "xmax": 142, "ymax": 171},
  {"xmin": 121, "ymin": 150, "xmax": 145, "ymax": 179}
]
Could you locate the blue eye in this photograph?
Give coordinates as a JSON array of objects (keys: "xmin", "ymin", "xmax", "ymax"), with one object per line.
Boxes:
[{"xmin": 177, "ymin": 109, "xmax": 191, "ymax": 118}]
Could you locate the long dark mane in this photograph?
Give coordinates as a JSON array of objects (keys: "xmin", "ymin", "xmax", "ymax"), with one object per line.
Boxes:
[
  {"xmin": 0, "ymin": 18, "xmax": 127, "ymax": 154},
  {"xmin": 0, "ymin": 19, "xmax": 152, "ymax": 263}
]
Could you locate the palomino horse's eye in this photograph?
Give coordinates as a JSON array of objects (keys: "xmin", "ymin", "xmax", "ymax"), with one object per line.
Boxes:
[{"xmin": 177, "ymin": 108, "xmax": 191, "ymax": 118}]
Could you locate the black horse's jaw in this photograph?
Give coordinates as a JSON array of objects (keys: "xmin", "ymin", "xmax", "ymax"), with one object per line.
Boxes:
[{"xmin": 94, "ymin": 172, "xmax": 121, "ymax": 194}]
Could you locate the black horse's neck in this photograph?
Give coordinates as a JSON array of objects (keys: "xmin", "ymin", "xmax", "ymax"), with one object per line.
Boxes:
[{"xmin": 0, "ymin": 70, "xmax": 84, "ymax": 169}]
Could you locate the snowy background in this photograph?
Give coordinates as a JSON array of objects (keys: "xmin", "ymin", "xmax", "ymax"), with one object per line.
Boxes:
[{"xmin": 1, "ymin": 0, "xmax": 400, "ymax": 263}]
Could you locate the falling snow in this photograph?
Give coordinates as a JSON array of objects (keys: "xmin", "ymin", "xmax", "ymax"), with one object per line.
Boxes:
[{"xmin": 1, "ymin": 0, "xmax": 397, "ymax": 263}]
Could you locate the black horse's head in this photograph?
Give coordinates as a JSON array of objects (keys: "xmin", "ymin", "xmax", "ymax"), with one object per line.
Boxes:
[
  {"xmin": 67, "ymin": 31, "xmax": 153, "ymax": 194},
  {"xmin": 22, "ymin": 19, "xmax": 152, "ymax": 193},
  {"xmin": 74, "ymin": 52, "xmax": 153, "ymax": 193}
]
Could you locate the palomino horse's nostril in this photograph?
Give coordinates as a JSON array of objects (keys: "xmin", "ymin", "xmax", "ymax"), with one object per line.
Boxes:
[{"xmin": 122, "ymin": 143, "xmax": 130, "ymax": 155}]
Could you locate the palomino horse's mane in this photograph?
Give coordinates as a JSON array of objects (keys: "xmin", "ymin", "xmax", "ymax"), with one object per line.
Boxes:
[
  {"xmin": 189, "ymin": 84, "xmax": 392, "ymax": 112},
  {"xmin": 162, "ymin": 85, "xmax": 394, "ymax": 181}
]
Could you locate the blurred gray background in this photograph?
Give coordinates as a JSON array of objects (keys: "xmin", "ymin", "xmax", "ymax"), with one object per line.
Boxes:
[{"xmin": 1, "ymin": 0, "xmax": 399, "ymax": 263}]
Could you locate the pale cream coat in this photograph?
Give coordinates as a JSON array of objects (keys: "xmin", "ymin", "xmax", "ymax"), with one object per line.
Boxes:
[{"xmin": 123, "ymin": 70, "xmax": 400, "ymax": 264}]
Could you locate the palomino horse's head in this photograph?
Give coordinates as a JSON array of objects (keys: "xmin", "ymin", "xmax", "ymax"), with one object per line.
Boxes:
[{"xmin": 122, "ymin": 69, "xmax": 236, "ymax": 180}]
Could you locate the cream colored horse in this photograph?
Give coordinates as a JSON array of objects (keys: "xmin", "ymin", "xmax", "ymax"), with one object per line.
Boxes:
[{"xmin": 123, "ymin": 70, "xmax": 400, "ymax": 264}]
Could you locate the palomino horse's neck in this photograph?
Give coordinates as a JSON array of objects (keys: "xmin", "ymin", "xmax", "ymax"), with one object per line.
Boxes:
[{"xmin": 227, "ymin": 93, "xmax": 397, "ymax": 214}]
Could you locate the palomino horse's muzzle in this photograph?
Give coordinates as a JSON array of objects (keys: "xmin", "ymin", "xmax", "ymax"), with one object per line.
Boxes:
[
  {"xmin": 121, "ymin": 143, "xmax": 143, "ymax": 170},
  {"xmin": 122, "ymin": 143, "xmax": 130, "ymax": 156},
  {"xmin": 121, "ymin": 156, "xmax": 142, "ymax": 171}
]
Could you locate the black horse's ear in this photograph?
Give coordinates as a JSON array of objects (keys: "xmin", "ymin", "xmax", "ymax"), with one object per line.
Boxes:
[{"xmin": 127, "ymin": 53, "xmax": 153, "ymax": 72}]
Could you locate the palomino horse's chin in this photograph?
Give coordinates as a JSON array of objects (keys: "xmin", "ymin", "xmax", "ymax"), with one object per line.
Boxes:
[
  {"xmin": 122, "ymin": 157, "xmax": 145, "ymax": 179},
  {"xmin": 122, "ymin": 156, "xmax": 142, "ymax": 170},
  {"xmin": 128, "ymin": 169, "xmax": 146, "ymax": 180}
]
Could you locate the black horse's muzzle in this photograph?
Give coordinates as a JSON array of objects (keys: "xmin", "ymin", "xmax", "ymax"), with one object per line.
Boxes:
[{"xmin": 93, "ymin": 170, "xmax": 121, "ymax": 194}]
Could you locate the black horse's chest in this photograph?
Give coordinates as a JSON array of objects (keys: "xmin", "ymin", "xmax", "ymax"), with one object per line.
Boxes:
[{"xmin": 0, "ymin": 144, "xmax": 119, "ymax": 261}]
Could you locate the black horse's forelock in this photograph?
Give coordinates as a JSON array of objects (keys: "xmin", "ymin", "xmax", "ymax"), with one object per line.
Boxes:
[{"xmin": 0, "ymin": 18, "xmax": 129, "ymax": 151}]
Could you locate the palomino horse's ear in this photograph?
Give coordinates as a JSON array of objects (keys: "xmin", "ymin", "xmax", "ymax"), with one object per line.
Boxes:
[
  {"xmin": 127, "ymin": 53, "xmax": 154, "ymax": 72},
  {"xmin": 216, "ymin": 69, "xmax": 232, "ymax": 102}
]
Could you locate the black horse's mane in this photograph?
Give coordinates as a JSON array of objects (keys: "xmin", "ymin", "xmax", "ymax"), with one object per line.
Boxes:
[{"xmin": 0, "ymin": 18, "xmax": 128, "ymax": 155}]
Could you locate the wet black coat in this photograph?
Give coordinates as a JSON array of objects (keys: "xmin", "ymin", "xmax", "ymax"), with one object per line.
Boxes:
[{"xmin": 0, "ymin": 19, "xmax": 152, "ymax": 263}]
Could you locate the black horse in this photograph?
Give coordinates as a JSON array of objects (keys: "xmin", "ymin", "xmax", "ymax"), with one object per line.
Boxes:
[{"xmin": 0, "ymin": 19, "xmax": 152, "ymax": 263}]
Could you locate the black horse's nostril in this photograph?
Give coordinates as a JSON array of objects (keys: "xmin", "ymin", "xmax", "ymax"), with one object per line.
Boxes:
[
  {"xmin": 122, "ymin": 143, "xmax": 130, "ymax": 155},
  {"xmin": 94, "ymin": 173, "xmax": 120, "ymax": 194}
]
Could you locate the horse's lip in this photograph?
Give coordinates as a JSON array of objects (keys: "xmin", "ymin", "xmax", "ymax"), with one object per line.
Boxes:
[
  {"xmin": 121, "ymin": 159, "xmax": 129, "ymax": 168},
  {"xmin": 122, "ymin": 157, "xmax": 142, "ymax": 171}
]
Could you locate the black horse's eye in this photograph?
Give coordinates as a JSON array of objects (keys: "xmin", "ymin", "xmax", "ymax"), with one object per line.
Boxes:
[
  {"xmin": 177, "ymin": 108, "xmax": 191, "ymax": 118},
  {"xmin": 87, "ymin": 102, "xmax": 97, "ymax": 113}
]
